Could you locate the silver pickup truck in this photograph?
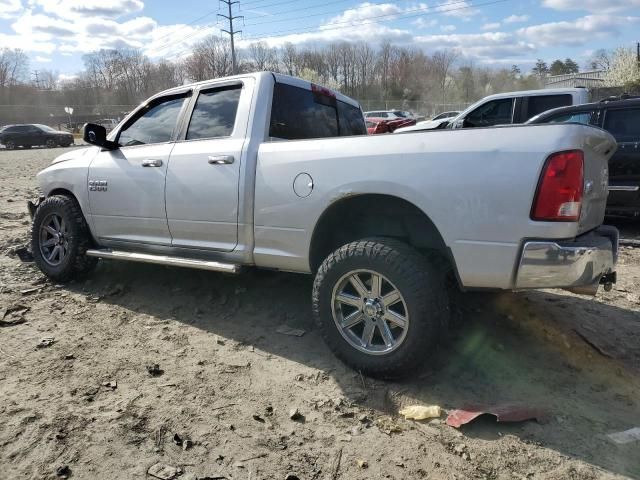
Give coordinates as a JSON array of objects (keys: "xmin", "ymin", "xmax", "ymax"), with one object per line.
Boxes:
[{"xmin": 28, "ymin": 72, "xmax": 619, "ymax": 377}]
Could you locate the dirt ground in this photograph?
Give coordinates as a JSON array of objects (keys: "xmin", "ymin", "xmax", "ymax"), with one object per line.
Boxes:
[{"xmin": 1, "ymin": 147, "xmax": 639, "ymax": 480}]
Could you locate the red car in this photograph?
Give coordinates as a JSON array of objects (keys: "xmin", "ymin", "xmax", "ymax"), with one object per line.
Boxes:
[
  {"xmin": 364, "ymin": 111, "xmax": 416, "ymax": 132},
  {"xmin": 366, "ymin": 120, "xmax": 390, "ymax": 134}
]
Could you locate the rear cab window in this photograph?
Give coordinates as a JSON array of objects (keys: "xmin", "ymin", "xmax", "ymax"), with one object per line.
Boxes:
[
  {"xmin": 269, "ymin": 82, "xmax": 366, "ymax": 140},
  {"xmin": 603, "ymin": 108, "xmax": 640, "ymax": 143},
  {"xmin": 524, "ymin": 94, "xmax": 572, "ymax": 121}
]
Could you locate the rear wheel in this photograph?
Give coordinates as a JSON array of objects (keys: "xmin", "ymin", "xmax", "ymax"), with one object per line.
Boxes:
[
  {"xmin": 5, "ymin": 140, "xmax": 16, "ymax": 150},
  {"xmin": 312, "ymin": 238, "xmax": 449, "ymax": 378},
  {"xmin": 45, "ymin": 138, "xmax": 57, "ymax": 148},
  {"xmin": 31, "ymin": 195, "xmax": 97, "ymax": 282}
]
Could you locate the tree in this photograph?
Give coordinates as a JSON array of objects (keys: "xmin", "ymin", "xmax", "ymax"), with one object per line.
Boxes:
[
  {"xmin": 588, "ymin": 49, "xmax": 611, "ymax": 71},
  {"xmin": 564, "ymin": 58, "xmax": 579, "ymax": 74},
  {"xmin": 604, "ymin": 47, "xmax": 640, "ymax": 89},
  {"xmin": 431, "ymin": 49, "xmax": 458, "ymax": 105},
  {"xmin": 184, "ymin": 35, "xmax": 233, "ymax": 82},
  {"xmin": 531, "ymin": 59, "xmax": 548, "ymax": 78},
  {"xmin": 0, "ymin": 48, "xmax": 29, "ymax": 87},
  {"xmin": 549, "ymin": 59, "xmax": 566, "ymax": 76},
  {"xmin": 510, "ymin": 65, "xmax": 521, "ymax": 77},
  {"xmin": 248, "ymin": 41, "xmax": 277, "ymax": 72}
]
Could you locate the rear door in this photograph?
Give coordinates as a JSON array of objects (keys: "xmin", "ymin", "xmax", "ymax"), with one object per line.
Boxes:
[{"xmin": 165, "ymin": 79, "xmax": 251, "ymax": 251}]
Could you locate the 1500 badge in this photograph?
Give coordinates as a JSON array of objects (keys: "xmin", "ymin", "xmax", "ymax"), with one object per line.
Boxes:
[{"xmin": 89, "ymin": 180, "xmax": 108, "ymax": 191}]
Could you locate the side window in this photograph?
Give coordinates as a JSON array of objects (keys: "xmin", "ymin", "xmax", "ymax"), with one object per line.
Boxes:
[
  {"xmin": 269, "ymin": 83, "xmax": 338, "ymax": 140},
  {"xmin": 118, "ymin": 95, "xmax": 187, "ymax": 147},
  {"xmin": 526, "ymin": 94, "xmax": 572, "ymax": 120},
  {"xmin": 466, "ymin": 98, "xmax": 514, "ymax": 127},
  {"xmin": 186, "ymin": 85, "xmax": 242, "ymax": 140},
  {"xmin": 547, "ymin": 111, "xmax": 595, "ymax": 125},
  {"xmin": 338, "ymin": 101, "xmax": 367, "ymax": 136},
  {"xmin": 603, "ymin": 108, "xmax": 640, "ymax": 143}
]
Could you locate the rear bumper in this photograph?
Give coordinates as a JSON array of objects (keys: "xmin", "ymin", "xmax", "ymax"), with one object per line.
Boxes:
[{"xmin": 514, "ymin": 226, "xmax": 618, "ymax": 295}]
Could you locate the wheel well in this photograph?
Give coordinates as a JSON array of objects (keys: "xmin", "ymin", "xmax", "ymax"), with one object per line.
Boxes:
[
  {"xmin": 309, "ymin": 194, "xmax": 453, "ymax": 273},
  {"xmin": 49, "ymin": 188, "xmax": 75, "ymax": 199}
]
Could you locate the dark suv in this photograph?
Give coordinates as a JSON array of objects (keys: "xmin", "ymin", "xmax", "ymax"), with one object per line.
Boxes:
[
  {"xmin": 0, "ymin": 124, "xmax": 74, "ymax": 150},
  {"xmin": 527, "ymin": 95, "xmax": 640, "ymax": 217}
]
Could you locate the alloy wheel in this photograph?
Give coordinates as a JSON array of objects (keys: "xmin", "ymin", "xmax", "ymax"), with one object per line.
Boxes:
[
  {"xmin": 39, "ymin": 213, "xmax": 69, "ymax": 266},
  {"xmin": 331, "ymin": 269, "xmax": 409, "ymax": 355}
]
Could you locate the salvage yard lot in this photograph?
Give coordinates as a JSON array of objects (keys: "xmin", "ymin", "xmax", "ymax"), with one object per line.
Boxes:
[{"xmin": 1, "ymin": 147, "xmax": 639, "ymax": 480}]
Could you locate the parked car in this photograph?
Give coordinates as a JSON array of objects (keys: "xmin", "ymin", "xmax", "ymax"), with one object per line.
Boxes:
[
  {"xmin": 0, "ymin": 124, "xmax": 74, "ymax": 150},
  {"xmin": 527, "ymin": 95, "xmax": 640, "ymax": 218},
  {"xmin": 364, "ymin": 110, "xmax": 416, "ymax": 132},
  {"xmin": 432, "ymin": 111, "xmax": 459, "ymax": 121},
  {"xmin": 394, "ymin": 118, "xmax": 451, "ymax": 133},
  {"xmin": 28, "ymin": 72, "xmax": 618, "ymax": 377},
  {"xmin": 448, "ymin": 87, "xmax": 589, "ymax": 129},
  {"xmin": 97, "ymin": 118, "xmax": 120, "ymax": 131},
  {"xmin": 366, "ymin": 120, "xmax": 390, "ymax": 134},
  {"xmin": 393, "ymin": 88, "xmax": 590, "ymax": 134}
]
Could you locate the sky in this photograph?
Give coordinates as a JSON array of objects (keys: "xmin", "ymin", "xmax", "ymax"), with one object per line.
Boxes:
[{"xmin": 0, "ymin": 0, "xmax": 638, "ymax": 80}]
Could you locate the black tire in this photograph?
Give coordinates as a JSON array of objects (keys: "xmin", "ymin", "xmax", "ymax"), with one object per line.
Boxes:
[
  {"xmin": 45, "ymin": 138, "xmax": 57, "ymax": 148},
  {"xmin": 31, "ymin": 195, "xmax": 97, "ymax": 282},
  {"xmin": 312, "ymin": 238, "xmax": 449, "ymax": 378},
  {"xmin": 5, "ymin": 139, "xmax": 16, "ymax": 150}
]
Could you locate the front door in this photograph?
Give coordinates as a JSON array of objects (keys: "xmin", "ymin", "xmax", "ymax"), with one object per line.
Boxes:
[
  {"xmin": 165, "ymin": 81, "xmax": 249, "ymax": 251},
  {"xmin": 88, "ymin": 93, "xmax": 189, "ymax": 246}
]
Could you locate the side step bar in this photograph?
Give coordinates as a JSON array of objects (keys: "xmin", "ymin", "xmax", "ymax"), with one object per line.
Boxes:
[{"xmin": 85, "ymin": 249, "xmax": 240, "ymax": 273}]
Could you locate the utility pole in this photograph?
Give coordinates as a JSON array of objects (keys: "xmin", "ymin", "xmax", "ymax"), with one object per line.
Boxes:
[
  {"xmin": 218, "ymin": 0, "xmax": 243, "ymax": 75},
  {"xmin": 32, "ymin": 70, "xmax": 42, "ymax": 89}
]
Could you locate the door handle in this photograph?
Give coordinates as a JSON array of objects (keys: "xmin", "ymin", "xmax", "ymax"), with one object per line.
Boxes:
[
  {"xmin": 142, "ymin": 159, "xmax": 163, "ymax": 167},
  {"xmin": 208, "ymin": 155, "xmax": 234, "ymax": 165}
]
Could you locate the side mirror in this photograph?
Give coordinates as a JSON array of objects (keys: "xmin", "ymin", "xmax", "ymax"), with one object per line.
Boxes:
[{"xmin": 83, "ymin": 123, "xmax": 117, "ymax": 150}]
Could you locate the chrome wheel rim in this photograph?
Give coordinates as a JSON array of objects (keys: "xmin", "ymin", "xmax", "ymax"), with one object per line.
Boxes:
[
  {"xmin": 331, "ymin": 269, "xmax": 409, "ymax": 355},
  {"xmin": 39, "ymin": 213, "xmax": 69, "ymax": 266}
]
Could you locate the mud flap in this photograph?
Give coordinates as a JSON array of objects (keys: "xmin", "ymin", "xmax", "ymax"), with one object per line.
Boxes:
[{"xmin": 27, "ymin": 196, "xmax": 45, "ymax": 220}]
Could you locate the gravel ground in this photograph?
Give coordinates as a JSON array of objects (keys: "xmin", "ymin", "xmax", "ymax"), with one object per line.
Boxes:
[{"xmin": 1, "ymin": 146, "xmax": 639, "ymax": 480}]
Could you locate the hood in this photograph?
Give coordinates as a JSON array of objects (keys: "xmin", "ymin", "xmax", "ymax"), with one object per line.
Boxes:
[
  {"xmin": 50, "ymin": 146, "xmax": 93, "ymax": 165},
  {"xmin": 394, "ymin": 118, "xmax": 449, "ymax": 133}
]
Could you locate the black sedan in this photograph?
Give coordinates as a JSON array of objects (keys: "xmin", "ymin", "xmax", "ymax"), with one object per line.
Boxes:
[{"xmin": 0, "ymin": 124, "xmax": 74, "ymax": 150}]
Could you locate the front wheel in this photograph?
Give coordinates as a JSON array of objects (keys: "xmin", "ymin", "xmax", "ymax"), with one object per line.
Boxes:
[
  {"xmin": 31, "ymin": 195, "xmax": 97, "ymax": 282},
  {"xmin": 312, "ymin": 238, "xmax": 449, "ymax": 378},
  {"xmin": 45, "ymin": 138, "xmax": 57, "ymax": 148}
]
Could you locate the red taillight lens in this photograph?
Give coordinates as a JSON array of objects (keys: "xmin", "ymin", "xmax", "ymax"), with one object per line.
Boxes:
[{"xmin": 531, "ymin": 150, "xmax": 584, "ymax": 221}]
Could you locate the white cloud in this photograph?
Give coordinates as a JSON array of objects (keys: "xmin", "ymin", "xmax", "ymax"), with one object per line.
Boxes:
[
  {"xmin": 34, "ymin": 55, "xmax": 51, "ymax": 62},
  {"xmin": 0, "ymin": 31, "xmax": 56, "ymax": 52},
  {"xmin": 481, "ymin": 22, "xmax": 501, "ymax": 30},
  {"xmin": 503, "ymin": 14, "xmax": 529, "ymax": 23},
  {"xmin": 517, "ymin": 14, "xmax": 640, "ymax": 47},
  {"xmin": 542, "ymin": 0, "xmax": 640, "ymax": 14},
  {"xmin": 412, "ymin": 17, "xmax": 437, "ymax": 29},
  {"xmin": 28, "ymin": 0, "xmax": 143, "ymax": 19},
  {"xmin": 415, "ymin": 31, "xmax": 536, "ymax": 59},
  {"xmin": 0, "ymin": 0, "xmax": 22, "ymax": 19},
  {"xmin": 440, "ymin": 24, "xmax": 456, "ymax": 32},
  {"xmin": 324, "ymin": 2, "xmax": 404, "ymax": 26},
  {"xmin": 435, "ymin": 0, "xmax": 478, "ymax": 19}
]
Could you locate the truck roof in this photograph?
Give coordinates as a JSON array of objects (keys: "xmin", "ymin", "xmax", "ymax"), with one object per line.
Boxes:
[{"xmin": 152, "ymin": 71, "xmax": 361, "ymax": 110}]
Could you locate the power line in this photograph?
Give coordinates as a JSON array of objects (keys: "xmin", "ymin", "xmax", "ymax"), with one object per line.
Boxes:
[
  {"xmin": 242, "ymin": 0, "xmax": 507, "ymax": 40},
  {"xmin": 242, "ymin": 0, "xmax": 356, "ymax": 26},
  {"xmin": 243, "ymin": 0, "xmax": 471, "ymax": 28}
]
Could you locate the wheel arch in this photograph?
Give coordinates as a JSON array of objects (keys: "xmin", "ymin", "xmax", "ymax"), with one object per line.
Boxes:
[{"xmin": 308, "ymin": 193, "xmax": 460, "ymax": 283}]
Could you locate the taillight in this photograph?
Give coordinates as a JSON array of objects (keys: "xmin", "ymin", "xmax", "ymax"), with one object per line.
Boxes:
[{"xmin": 531, "ymin": 150, "xmax": 584, "ymax": 222}]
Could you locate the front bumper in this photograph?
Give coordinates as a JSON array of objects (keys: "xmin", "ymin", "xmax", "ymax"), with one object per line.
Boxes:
[{"xmin": 515, "ymin": 226, "xmax": 618, "ymax": 295}]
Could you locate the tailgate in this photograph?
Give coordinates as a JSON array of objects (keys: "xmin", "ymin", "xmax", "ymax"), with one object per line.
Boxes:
[{"xmin": 578, "ymin": 126, "xmax": 618, "ymax": 234}]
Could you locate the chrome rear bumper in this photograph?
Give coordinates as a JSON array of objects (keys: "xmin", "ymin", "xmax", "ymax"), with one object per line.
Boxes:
[{"xmin": 515, "ymin": 226, "xmax": 618, "ymax": 295}]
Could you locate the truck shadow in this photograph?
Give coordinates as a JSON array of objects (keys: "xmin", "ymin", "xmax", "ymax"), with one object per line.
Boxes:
[{"xmin": 66, "ymin": 261, "xmax": 640, "ymax": 479}]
